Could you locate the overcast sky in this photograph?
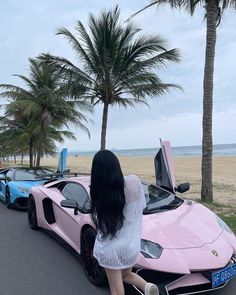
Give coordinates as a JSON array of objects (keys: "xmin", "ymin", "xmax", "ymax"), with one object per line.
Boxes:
[{"xmin": 1, "ymin": 0, "xmax": 235, "ymax": 151}]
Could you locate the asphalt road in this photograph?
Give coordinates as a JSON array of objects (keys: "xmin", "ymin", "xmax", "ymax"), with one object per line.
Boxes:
[{"xmin": 0, "ymin": 202, "xmax": 235, "ymax": 295}]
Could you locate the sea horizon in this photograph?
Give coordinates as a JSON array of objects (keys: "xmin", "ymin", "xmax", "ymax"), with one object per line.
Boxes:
[{"xmin": 67, "ymin": 143, "xmax": 236, "ymax": 157}]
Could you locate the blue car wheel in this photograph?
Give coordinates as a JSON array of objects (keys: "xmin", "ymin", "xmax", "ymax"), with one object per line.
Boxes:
[{"xmin": 5, "ymin": 187, "xmax": 13, "ymax": 209}]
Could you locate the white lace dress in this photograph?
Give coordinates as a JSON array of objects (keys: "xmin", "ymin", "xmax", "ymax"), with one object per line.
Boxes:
[{"xmin": 93, "ymin": 175, "xmax": 146, "ymax": 269}]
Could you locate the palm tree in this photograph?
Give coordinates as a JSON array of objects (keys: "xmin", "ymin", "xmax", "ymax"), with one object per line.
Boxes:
[
  {"xmin": 40, "ymin": 6, "xmax": 181, "ymax": 150},
  {"xmin": 0, "ymin": 104, "xmax": 29, "ymax": 163},
  {"xmin": 0, "ymin": 102, "xmax": 37, "ymax": 166},
  {"xmin": 0, "ymin": 58, "xmax": 92, "ymax": 167},
  {"xmin": 132, "ymin": 0, "xmax": 236, "ymax": 203}
]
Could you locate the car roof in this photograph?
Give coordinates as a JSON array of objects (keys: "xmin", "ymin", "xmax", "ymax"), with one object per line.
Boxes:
[{"xmin": 44, "ymin": 176, "xmax": 91, "ymax": 188}]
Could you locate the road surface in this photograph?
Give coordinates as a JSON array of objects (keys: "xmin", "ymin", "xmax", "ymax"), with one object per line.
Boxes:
[{"xmin": 0, "ymin": 202, "xmax": 235, "ymax": 295}]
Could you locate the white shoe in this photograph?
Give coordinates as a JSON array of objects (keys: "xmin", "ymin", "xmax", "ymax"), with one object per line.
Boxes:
[{"xmin": 145, "ymin": 283, "xmax": 159, "ymax": 295}]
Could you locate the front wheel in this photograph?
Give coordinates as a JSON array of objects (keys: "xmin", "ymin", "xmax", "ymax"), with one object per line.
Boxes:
[
  {"xmin": 28, "ymin": 195, "xmax": 39, "ymax": 230},
  {"xmin": 81, "ymin": 227, "xmax": 107, "ymax": 286},
  {"xmin": 5, "ymin": 187, "xmax": 13, "ymax": 209}
]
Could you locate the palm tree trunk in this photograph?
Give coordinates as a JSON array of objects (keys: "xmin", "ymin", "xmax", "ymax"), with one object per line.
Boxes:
[
  {"xmin": 21, "ymin": 153, "xmax": 24, "ymax": 165},
  {"xmin": 34, "ymin": 149, "xmax": 37, "ymax": 167},
  {"xmin": 100, "ymin": 102, "xmax": 109, "ymax": 150},
  {"xmin": 36, "ymin": 151, "xmax": 41, "ymax": 168},
  {"xmin": 201, "ymin": 0, "xmax": 218, "ymax": 203},
  {"xmin": 29, "ymin": 140, "xmax": 33, "ymax": 168}
]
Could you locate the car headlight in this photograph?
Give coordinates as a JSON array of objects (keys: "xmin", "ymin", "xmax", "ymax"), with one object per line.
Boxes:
[
  {"xmin": 17, "ymin": 187, "xmax": 30, "ymax": 194},
  {"xmin": 141, "ymin": 239, "xmax": 163, "ymax": 259},
  {"xmin": 215, "ymin": 215, "xmax": 233, "ymax": 234}
]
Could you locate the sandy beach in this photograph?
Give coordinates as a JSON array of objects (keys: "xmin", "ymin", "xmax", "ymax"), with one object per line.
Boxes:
[{"xmin": 39, "ymin": 155, "xmax": 236, "ymax": 211}]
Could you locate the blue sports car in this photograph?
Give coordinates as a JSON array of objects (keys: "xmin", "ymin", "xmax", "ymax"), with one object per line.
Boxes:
[
  {"xmin": 0, "ymin": 148, "xmax": 68, "ymax": 209},
  {"xmin": 0, "ymin": 167, "xmax": 55, "ymax": 209}
]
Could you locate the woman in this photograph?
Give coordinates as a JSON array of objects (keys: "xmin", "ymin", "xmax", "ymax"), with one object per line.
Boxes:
[{"xmin": 90, "ymin": 150, "xmax": 159, "ymax": 295}]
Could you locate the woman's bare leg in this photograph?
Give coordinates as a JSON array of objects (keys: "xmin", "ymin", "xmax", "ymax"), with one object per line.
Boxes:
[
  {"xmin": 121, "ymin": 267, "xmax": 147, "ymax": 292},
  {"xmin": 105, "ymin": 268, "xmax": 125, "ymax": 295}
]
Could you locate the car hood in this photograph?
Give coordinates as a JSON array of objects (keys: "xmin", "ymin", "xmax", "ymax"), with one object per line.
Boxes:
[
  {"xmin": 12, "ymin": 180, "xmax": 46, "ymax": 190},
  {"xmin": 142, "ymin": 201, "xmax": 222, "ymax": 249}
]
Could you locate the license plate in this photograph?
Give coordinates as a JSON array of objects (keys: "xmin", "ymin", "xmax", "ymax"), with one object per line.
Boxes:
[{"xmin": 212, "ymin": 263, "xmax": 236, "ymax": 288}]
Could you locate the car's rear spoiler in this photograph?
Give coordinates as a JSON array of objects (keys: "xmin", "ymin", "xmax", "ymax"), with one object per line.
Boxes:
[
  {"xmin": 39, "ymin": 172, "xmax": 90, "ymax": 179},
  {"xmin": 41, "ymin": 172, "xmax": 90, "ymax": 185}
]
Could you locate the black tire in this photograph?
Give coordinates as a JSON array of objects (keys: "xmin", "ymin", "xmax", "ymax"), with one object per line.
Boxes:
[
  {"xmin": 28, "ymin": 195, "xmax": 39, "ymax": 230},
  {"xmin": 81, "ymin": 227, "xmax": 107, "ymax": 286},
  {"xmin": 5, "ymin": 187, "xmax": 13, "ymax": 209}
]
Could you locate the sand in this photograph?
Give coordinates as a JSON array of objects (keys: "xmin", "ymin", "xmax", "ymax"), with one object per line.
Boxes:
[{"xmin": 39, "ymin": 155, "xmax": 236, "ymax": 210}]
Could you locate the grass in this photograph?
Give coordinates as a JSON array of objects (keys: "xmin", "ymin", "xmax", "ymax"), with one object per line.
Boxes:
[
  {"xmin": 219, "ymin": 215, "xmax": 236, "ymax": 234},
  {"xmin": 190, "ymin": 199, "xmax": 236, "ymax": 234},
  {"xmin": 176, "ymin": 196, "xmax": 236, "ymax": 233}
]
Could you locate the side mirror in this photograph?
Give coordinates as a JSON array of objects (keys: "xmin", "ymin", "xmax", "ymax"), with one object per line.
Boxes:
[
  {"xmin": 60, "ymin": 199, "xmax": 78, "ymax": 215},
  {"xmin": 63, "ymin": 168, "xmax": 70, "ymax": 174},
  {"xmin": 175, "ymin": 182, "xmax": 190, "ymax": 193},
  {"xmin": 0, "ymin": 174, "xmax": 6, "ymax": 181}
]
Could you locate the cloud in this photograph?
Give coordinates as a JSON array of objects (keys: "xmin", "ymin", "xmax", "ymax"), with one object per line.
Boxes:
[
  {"xmin": 0, "ymin": 0, "xmax": 235, "ymax": 150},
  {"xmin": 60, "ymin": 109, "xmax": 236, "ymax": 151}
]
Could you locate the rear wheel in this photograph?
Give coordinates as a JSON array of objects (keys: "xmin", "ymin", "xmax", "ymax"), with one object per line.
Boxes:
[
  {"xmin": 5, "ymin": 187, "xmax": 12, "ymax": 209},
  {"xmin": 28, "ymin": 195, "xmax": 39, "ymax": 230},
  {"xmin": 81, "ymin": 227, "xmax": 107, "ymax": 286}
]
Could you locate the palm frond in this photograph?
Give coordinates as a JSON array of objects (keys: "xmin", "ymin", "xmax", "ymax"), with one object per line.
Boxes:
[
  {"xmin": 13, "ymin": 74, "xmax": 38, "ymax": 92},
  {"xmin": 0, "ymin": 84, "xmax": 33, "ymax": 100},
  {"xmin": 39, "ymin": 53, "xmax": 96, "ymax": 85},
  {"xmin": 112, "ymin": 97, "xmax": 149, "ymax": 108},
  {"xmin": 57, "ymin": 27, "xmax": 97, "ymax": 74},
  {"xmin": 222, "ymin": 0, "xmax": 236, "ymax": 10}
]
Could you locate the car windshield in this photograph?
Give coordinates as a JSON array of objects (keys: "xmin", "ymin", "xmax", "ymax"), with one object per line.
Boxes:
[
  {"xmin": 14, "ymin": 169, "xmax": 54, "ymax": 181},
  {"xmin": 142, "ymin": 183, "xmax": 183, "ymax": 214}
]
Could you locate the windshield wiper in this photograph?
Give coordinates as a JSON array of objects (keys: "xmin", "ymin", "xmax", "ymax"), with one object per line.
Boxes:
[
  {"xmin": 144, "ymin": 202, "xmax": 182, "ymax": 213},
  {"xmin": 157, "ymin": 204, "xmax": 180, "ymax": 210}
]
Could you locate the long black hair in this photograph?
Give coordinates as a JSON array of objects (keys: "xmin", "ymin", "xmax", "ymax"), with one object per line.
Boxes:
[{"xmin": 90, "ymin": 150, "xmax": 125, "ymax": 239}]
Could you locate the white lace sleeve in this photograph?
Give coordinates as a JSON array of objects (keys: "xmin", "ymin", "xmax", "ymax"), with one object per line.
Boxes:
[{"xmin": 124, "ymin": 175, "xmax": 146, "ymax": 209}]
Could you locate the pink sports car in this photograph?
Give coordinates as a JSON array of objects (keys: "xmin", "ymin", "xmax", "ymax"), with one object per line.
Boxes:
[{"xmin": 27, "ymin": 141, "xmax": 236, "ymax": 295}]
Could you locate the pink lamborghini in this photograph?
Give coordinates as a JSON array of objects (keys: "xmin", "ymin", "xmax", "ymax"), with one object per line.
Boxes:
[{"xmin": 27, "ymin": 141, "xmax": 236, "ymax": 295}]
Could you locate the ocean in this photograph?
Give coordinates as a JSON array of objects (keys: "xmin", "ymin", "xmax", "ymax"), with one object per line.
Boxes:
[{"xmin": 68, "ymin": 143, "xmax": 236, "ymax": 158}]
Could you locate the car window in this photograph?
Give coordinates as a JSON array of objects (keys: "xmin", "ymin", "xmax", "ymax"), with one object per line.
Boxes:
[
  {"xmin": 143, "ymin": 183, "xmax": 183, "ymax": 214},
  {"xmin": 62, "ymin": 182, "xmax": 90, "ymax": 210},
  {"xmin": 14, "ymin": 169, "xmax": 54, "ymax": 181},
  {"xmin": 6, "ymin": 170, "xmax": 13, "ymax": 181},
  {"xmin": 38, "ymin": 169, "xmax": 54, "ymax": 175}
]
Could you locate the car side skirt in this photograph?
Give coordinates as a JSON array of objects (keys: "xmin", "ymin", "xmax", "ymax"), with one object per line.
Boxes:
[{"xmin": 42, "ymin": 228, "xmax": 82, "ymax": 263}]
